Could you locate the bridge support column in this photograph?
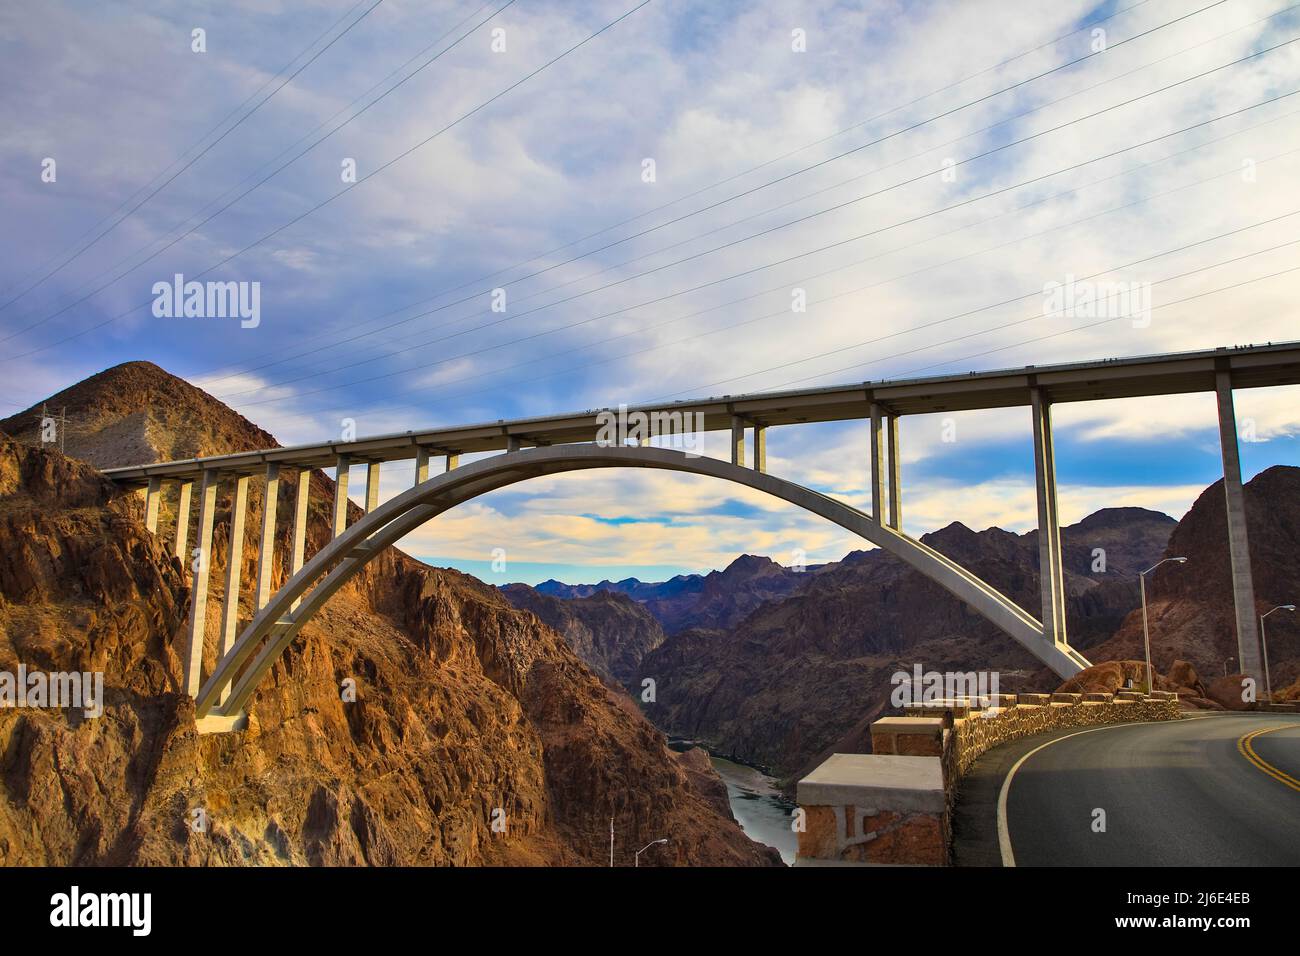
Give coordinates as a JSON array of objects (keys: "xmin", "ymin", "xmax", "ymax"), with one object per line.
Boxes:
[
  {"xmin": 446, "ymin": 452, "xmax": 460, "ymax": 472},
  {"xmin": 870, "ymin": 403, "xmax": 886, "ymax": 523},
  {"xmin": 182, "ymin": 470, "xmax": 219, "ymax": 697},
  {"xmin": 218, "ymin": 474, "xmax": 250, "ymax": 701},
  {"xmin": 290, "ymin": 468, "xmax": 310, "ymax": 611},
  {"xmin": 506, "ymin": 436, "xmax": 521, "ymax": 453},
  {"xmin": 174, "ymin": 479, "xmax": 193, "ymax": 560},
  {"xmin": 332, "ymin": 455, "xmax": 350, "ymax": 539},
  {"xmin": 730, "ymin": 416, "xmax": 745, "ymax": 467},
  {"xmin": 887, "ymin": 415, "xmax": 901, "ymax": 531},
  {"xmin": 414, "ymin": 447, "xmax": 430, "ymax": 485},
  {"xmin": 753, "ymin": 424, "xmax": 767, "ymax": 473},
  {"xmin": 1030, "ymin": 388, "xmax": 1067, "ymax": 646},
  {"xmin": 144, "ymin": 477, "xmax": 161, "ymax": 533},
  {"xmin": 364, "ymin": 461, "xmax": 381, "ymax": 513},
  {"xmin": 255, "ymin": 464, "xmax": 279, "ymax": 611},
  {"xmin": 1215, "ymin": 370, "xmax": 1261, "ymax": 684}
]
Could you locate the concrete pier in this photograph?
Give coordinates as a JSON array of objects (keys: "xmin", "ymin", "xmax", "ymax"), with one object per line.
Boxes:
[
  {"xmin": 887, "ymin": 415, "xmax": 901, "ymax": 531},
  {"xmin": 1215, "ymin": 369, "xmax": 1261, "ymax": 684},
  {"xmin": 218, "ymin": 474, "xmax": 250, "ymax": 701},
  {"xmin": 332, "ymin": 455, "xmax": 350, "ymax": 539},
  {"xmin": 290, "ymin": 467, "xmax": 310, "ymax": 611},
  {"xmin": 254, "ymin": 464, "xmax": 279, "ymax": 611},
  {"xmin": 144, "ymin": 477, "xmax": 161, "ymax": 532},
  {"xmin": 174, "ymin": 479, "xmax": 193, "ymax": 560},
  {"xmin": 1030, "ymin": 387, "xmax": 1067, "ymax": 646},
  {"xmin": 183, "ymin": 470, "xmax": 219, "ymax": 697},
  {"xmin": 364, "ymin": 461, "xmax": 380, "ymax": 513},
  {"xmin": 870, "ymin": 403, "xmax": 885, "ymax": 523}
]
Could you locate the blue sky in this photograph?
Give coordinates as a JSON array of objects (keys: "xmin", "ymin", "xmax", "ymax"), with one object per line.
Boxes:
[{"xmin": 2, "ymin": 0, "xmax": 1298, "ymax": 584}]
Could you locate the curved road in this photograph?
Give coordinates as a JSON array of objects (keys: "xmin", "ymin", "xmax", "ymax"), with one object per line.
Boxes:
[{"xmin": 955, "ymin": 713, "xmax": 1300, "ymax": 866}]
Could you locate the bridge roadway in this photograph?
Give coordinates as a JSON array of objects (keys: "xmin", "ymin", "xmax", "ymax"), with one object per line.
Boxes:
[
  {"xmin": 102, "ymin": 342, "xmax": 1300, "ymax": 484},
  {"xmin": 95, "ymin": 342, "xmax": 1300, "ymax": 708},
  {"xmin": 954, "ymin": 713, "xmax": 1300, "ymax": 866}
]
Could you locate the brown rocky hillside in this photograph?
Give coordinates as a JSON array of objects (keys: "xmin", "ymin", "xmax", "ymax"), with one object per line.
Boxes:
[
  {"xmin": 498, "ymin": 585, "xmax": 665, "ymax": 689},
  {"xmin": 0, "ymin": 362, "xmax": 778, "ymax": 866},
  {"xmin": 1088, "ymin": 465, "xmax": 1300, "ymax": 696}
]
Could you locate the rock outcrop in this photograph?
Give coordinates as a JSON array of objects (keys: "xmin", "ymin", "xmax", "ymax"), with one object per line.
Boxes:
[
  {"xmin": 1087, "ymin": 466, "xmax": 1300, "ymax": 696},
  {"xmin": 0, "ymin": 364, "xmax": 779, "ymax": 867},
  {"xmin": 498, "ymin": 585, "xmax": 665, "ymax": 689}
]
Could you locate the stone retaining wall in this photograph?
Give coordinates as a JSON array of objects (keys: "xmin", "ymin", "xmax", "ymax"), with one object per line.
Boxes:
[
  {"xmin": 795, "ymin": 692, "xmax": 1181, "ymax": 866},
  {"xmin": 945, "ymin": 695, "xmax": 1181, "ymax": 782}
]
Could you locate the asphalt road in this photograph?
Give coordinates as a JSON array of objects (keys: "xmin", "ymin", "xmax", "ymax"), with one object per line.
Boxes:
[{"xmin": 954, "ymin": 713, "xmax": 1300, "ymax": 866}]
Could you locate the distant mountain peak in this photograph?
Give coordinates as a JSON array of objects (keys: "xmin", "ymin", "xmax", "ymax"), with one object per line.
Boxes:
[
  {"xmin": 1074, "ymin": 506, "xmax": 1176, "ymax": 530},
  {"xmin": 0, "ymin": 359, "xmax": 277, "ymax": 469}
]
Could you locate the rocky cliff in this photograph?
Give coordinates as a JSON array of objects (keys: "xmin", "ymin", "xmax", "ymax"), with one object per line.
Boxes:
[
  {"xmin": 0, "ymin": 363, "xmax": 779, "ymax": 866},
  {"xmin": 1087, "ymin": 465, "xmax": 1300, "ymax": 697},
  {"xmin": 498, "ymin": 585, "xmax": 665, "ymax": 690}
]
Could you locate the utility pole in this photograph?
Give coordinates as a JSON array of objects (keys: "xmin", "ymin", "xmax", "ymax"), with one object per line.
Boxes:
[{"xmin": 609, "ymin": 816, "xmax": 614, "ymax": 867}]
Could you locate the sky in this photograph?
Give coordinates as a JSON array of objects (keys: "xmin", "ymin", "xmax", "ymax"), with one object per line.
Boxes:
[{"xmin": 1, "ymin": 0, "xmax": 1298, "ymax": 585}]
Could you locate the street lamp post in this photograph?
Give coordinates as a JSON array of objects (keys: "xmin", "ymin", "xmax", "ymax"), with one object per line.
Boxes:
[
  {"xmin": 1260, "ymin": 604, "xmax": 1296, "ymax": 701},
  {"xmin": 1140, "ymin": 557, "xmax": 1187, "ymax": 693},
  {"xmin": 634, "ymin": 838, "xmax": 668, "ymax": 867}
]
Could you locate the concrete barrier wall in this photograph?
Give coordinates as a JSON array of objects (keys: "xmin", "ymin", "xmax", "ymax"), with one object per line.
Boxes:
[{"xmin": 795, "ymin": 693, "xmax": 1181, "ymax": 866}]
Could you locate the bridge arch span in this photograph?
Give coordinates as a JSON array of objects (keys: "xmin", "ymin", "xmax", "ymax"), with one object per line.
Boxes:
[{"xmin": 196, "ymin": 444, "xmax": 1087, "ymax": 719}]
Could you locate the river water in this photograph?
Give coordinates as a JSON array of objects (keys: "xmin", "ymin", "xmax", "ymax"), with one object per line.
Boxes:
[{"xmin": 709, "ymin": 755, "xmax": 797, "ymax": 865}]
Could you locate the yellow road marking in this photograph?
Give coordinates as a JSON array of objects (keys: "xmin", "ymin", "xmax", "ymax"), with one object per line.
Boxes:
[{"xmin": 1237, "ymin": 724, "xmax": 1300, "ymax": 792}]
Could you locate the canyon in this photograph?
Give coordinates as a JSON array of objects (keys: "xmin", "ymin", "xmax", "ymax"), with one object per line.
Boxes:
[
  {"xmin": 3, "ymin": 359, "xmax": 1296, "ymax": 866},
  {"xmin": 0, "ymin": 362, "xmax": 779, "ymax": 866}
]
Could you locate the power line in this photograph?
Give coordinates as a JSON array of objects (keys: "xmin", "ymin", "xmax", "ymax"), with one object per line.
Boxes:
[
  {"xmin": 657, "ymin": 242, "xmax": 1300, "ymax": 402},
  {"xmin": 0, "ymin": 0, "xmax": 374, "ymax": 302},
  {"xmin": 215, "ymin": 6, "xmax": 1300, "ymax": 399},
  {"xmin": 1, "ymin": 0, "xmax": 649, "ymax": 359},
  {"xmin": 187, "ymin": 0, "xmax": 1230, "ymax": 390},
  {"xmin": 0, "ymin": 0, "xmax": 386, "ymax": 319},
  {"xmin": 295, "ymin": 138, "xmax": 1300, "ymax": 421},
  {"xmin": 7, "ymin": 1, "xmax": 498, "ymax": 332},
  {"xmin": 224, "ymin": 81, "xmax": 1300, "ymax": 406},
  {"xmin": 867, "ymin": 264, "xmax": 1300, "ymax": 387},
  {"xmin": 0, "ymin": 0, "xmax": 520, "ymax": 347},
  {"xmin": 0, "ymin": 0, "xmax": 1214, "ymax": 359},
  {"xmin": 239, "ymin": 201, "xmax": 1300, "ymax": 416}
]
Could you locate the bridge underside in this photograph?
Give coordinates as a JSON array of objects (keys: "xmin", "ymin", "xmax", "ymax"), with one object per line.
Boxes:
[{"xmin": 190, "ymin": 444, "xmax": 1089, "ymax": 721}]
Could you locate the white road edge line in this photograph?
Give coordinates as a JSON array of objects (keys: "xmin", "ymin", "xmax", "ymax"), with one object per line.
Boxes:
[{"xmin": 995, "ymin": 713, "xmax": 1224, "ymax": 866}]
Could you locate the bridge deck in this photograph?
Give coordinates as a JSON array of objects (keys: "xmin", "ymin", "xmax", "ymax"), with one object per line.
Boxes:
[{"xmin": 101, "ymin": 342, "xmax": 1300, "ymax": 486}]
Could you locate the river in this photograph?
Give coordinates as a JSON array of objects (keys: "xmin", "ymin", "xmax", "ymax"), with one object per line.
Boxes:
[{"xmin": 709, "ymin": 755, "xmax": 797, "ymax": 865}]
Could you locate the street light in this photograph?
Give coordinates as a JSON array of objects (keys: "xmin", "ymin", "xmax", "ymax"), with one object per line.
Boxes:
[
  {"xmin": 1140, "ymin": 557, "xmax": 1187, "ymax": 693},
  {"xmin": 634, "ymin": 838, "xmax": 668, "ymax": 867},
  {"xmin": 1260, "ymin": 604, "xmax": 1296, "ymax": 701}
]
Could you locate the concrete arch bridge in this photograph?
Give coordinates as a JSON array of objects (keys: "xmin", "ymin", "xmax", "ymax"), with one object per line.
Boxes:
[{"xmin": 100, "ymin": 344, "xmax": 1300, "ymax": 728}]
